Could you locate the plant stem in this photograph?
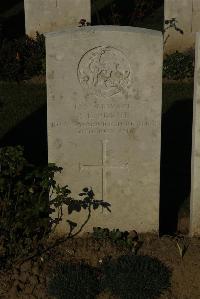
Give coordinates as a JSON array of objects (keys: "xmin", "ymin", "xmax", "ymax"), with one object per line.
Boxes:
[{"xmin": 16, "ymin": 205, "xmax": 92, "ymax": 267}]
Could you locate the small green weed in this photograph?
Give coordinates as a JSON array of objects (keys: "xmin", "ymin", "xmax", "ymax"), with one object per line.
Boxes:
[{"xmin": 93, "ymin": 227, "xmax": 139, "ymax": 252}]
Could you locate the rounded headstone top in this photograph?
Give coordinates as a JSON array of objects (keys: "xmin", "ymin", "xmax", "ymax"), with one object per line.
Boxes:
[{"xmin": 45, "ymin": 25, "xmax": 163, "ymax": 39}]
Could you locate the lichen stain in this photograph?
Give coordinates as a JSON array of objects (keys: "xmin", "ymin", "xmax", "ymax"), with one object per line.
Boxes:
[
  {"xmin": 195, "ymin": 150, "xmax": 200, "ymax": 157},
  {"xmin": 56, "ymin": 53, "xmax": 64, "ymax": 61},
  {"xmin": 54, "ymin": 138, "xmax": 62, "ymax": 149},
  {"xmin": 48, "ymin": 70, "xmax": 55, "ymax": 80}
]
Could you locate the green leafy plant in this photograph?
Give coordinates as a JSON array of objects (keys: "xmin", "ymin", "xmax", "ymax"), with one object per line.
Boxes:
[
  {"xmin": 0, "ymin": 146, "xmax": 111, "ymax": 267},
  {"xmin": 163, "ymin": 18, "xmax": 194, "ymax": 81},
  {"xmin": 163, "ymin": 50, "xmax": 194, "ymax": 80},
  {"xmin": 100, "ymin": 254, "xmax": 172, "ymax": 299},
  {"xmin": 0, "ymin": 32, "xmax": 45, "ymax": 82},
  {"xmin": 92, "ymin": 227, "xmax": 139, "ymax": 252},
  {"xmin": 78, "ymin": 19, "xmax": 91, "ymax": 26},
  {"xmin": 47, "ymin": 261, "xmax": 100, "ymax": 299}
]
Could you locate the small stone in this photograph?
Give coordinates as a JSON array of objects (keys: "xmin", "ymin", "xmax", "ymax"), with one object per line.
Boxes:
[
  {"xmin": 38, "ymin": 275, "xmax": 46, "ymax": 285},
  {"xmin": 40, "ymin": 257, "xmax": 44, "ymax": 262},
  {"xmin": 12, "ymin": 273, "xmax": 20, "ymax": 282},
  {"xmin": 13, "ymin": 280, "xmax": 24, "ymax": 293},
  {"xmin": 13, "ymin": 267, "xmax": 20, "ymax": 276},
  {"xmin": 8, "ymin": 285, "xmax": 18, "ymax": 299},
  {"xmin": 20, "ymin": 261, "xmax": 32, "ymax": 273},
  {"xmin": 24, "ymin": 284, "xmax": 35, "ymax": 295},
  {"xmin": 32, "ymin": 264, "xmax": 40, "ymax": 276},
  {"xmin": 18, "ymin": 271, "xmax": 28, "ymax": 283},
  {"xmin": 13, "ymin": 280, "xmax": 20, "ymax": 287},
  {"xmin": 29, "ymin": 274, "xmax": 39, "ymax": 286}
]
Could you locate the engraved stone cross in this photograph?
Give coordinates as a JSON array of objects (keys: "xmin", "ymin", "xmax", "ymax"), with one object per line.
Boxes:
[{"xmin": 79, "ymin": 140, "xmax": 128, "ymax": 201}]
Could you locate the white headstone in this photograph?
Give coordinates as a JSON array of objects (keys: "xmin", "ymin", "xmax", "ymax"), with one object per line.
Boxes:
[
  {"xmin": 46, "ymin": 26, "xmax": 163, "ymax": 235},
  {"xmin": 164, "ymin": 0, "xmax": 200, "ymax": 54},
  {"xmin": 190, "ymin": 32, "xmax": 200, "ymax": 236},
  {"xmin": 24, "ymin": 0, "xmax": 91, "ymax": 37}
]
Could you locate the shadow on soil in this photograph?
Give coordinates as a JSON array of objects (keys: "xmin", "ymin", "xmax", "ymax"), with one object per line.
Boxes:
[
  {"xmin": 0, "ymin": 105, "xmax": 47, "ymax": 166},
  {"xmin": 160, "ymin": 98, "xmax": 193, "ymax": 235}
]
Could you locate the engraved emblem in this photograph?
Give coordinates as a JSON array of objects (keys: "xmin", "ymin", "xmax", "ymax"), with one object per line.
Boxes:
[{"xmin": 77, "ymin": 46, "xmax": 131, "ymax": 97}]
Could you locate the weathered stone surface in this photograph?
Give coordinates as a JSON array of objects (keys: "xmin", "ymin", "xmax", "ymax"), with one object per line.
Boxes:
[
  {"xmin": 24, "ymin": 0, "xmax": 91, "ymax": 37},
  {"xmin": 190, "ymin": 32, "xmax": 200, "ymax": 236},
  {"xmin": 46, "ymin": 26, "xmax": 163, "ymax": 234},
  {"xmin": 164, "ymin": 0, "xmax": 199, "ymax": 54}
]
